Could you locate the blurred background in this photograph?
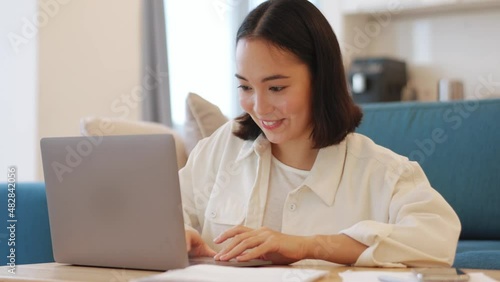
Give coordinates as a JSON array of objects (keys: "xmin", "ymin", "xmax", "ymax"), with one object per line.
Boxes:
[{"xmin": 2, "ymin": 0, "xmax": 500, "ymax": 182}]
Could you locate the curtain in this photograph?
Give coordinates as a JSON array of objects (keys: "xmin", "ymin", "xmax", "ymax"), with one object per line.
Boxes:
[{"xmin": 141, "ymin": 0, "xmax": 172, "ymax": 126}]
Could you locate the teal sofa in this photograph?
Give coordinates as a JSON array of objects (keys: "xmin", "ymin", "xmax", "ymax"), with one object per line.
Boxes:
[
  {"xmin": 0, "ymin": 182, "xmax": 53, "ymax": 265},
  {"xmin": 357, "ymin": 98, "xmax": 500, "ymax": 269},
  {"xmin": 1, "ymin": 99, "xmax": 499, "ymax": 269}
]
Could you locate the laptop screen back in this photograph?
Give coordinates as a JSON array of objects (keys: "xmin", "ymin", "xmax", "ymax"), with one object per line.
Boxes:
[{"xmin": 41, "ymin": 134, "xmax": 188, "ymax": 271}]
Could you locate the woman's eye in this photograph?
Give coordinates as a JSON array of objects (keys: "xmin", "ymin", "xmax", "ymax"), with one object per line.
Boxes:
[
  {"xmin": 269, "ymin": 86, "xmax": 286, "ymax": 92},
  {"xmin": 237, "ymin": 85, "xmax": 252, "ymax": 91}
]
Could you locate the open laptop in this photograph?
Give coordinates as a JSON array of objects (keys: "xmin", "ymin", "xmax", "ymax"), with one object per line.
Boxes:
[{"xmin": 40, "ymin": 134, "xmax": 271, "ymax": 271}]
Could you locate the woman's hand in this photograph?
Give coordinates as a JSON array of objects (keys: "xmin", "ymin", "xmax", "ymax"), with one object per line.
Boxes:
[
  {"xmin": 213, "ymin": 225, "xmax": 309, "ymax": 265},
  {"xmin": 185, "ymin": 228, "xmax": 217, "ymax": 258}
]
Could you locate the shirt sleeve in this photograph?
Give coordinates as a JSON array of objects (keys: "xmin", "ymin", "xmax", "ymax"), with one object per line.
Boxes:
[
  {"xmin": 339, "ymin": 161, "xmax": 461, "ymax": 267},
  {"xmin": 178, "ymin": 120, "xmax": 235, "ymax": 233},
  {"xmin": 179, "ymin": 143, "xmax": 203, "ymax": 232}
]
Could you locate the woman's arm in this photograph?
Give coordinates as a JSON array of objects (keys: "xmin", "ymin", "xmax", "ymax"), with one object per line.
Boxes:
[
  {"xmin": 213, "ymin": 226, "xmax": 367, "ymax": 264},
  {"xmin": 303, "ymin": 234, "xmax": 368, "ymax": 265},
  {"xmin": 214, "ymin": 162, "xmax": 460, "ymax": 266},
  {"xmin": 338, "ymin": 163, "xmax": 461, "ymax": 267}
]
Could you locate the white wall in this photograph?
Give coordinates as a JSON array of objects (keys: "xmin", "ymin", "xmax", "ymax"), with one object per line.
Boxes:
[
  {"xmin": 165, "ymin": 0, "xmax": 235, "ymax": 128},
  {"xmin": 37, "ymin": 0, "xmax": 141, "ymax": 180},
  {"xmin": 318, "ymin": 1, "xmax": 344, "ymax": 51},
  {"xmin": 0, "ymin": 1, "xmax": 38, "ymax": 182},
  {"xmin": 354, "ymin": 8, "xmax": 500, "ymax": 100}
]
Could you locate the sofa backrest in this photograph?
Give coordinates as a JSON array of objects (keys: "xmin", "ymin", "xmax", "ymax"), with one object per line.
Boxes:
[
  {"xmin": 357, "ymin": 99, "xmax": 500, "ymax": 240},
  {"xmin": 0, "ymin": 182, "xmax": 54, "ymax": 265}
]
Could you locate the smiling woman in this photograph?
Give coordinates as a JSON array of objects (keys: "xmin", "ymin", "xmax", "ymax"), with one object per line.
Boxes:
[
  {"xmin": 235, "ymin": 38, "xmax": 316, "ymax": 169},
  {"xmin": 179, "ymin": 0, "xmax": 461, "ymax": 268}
]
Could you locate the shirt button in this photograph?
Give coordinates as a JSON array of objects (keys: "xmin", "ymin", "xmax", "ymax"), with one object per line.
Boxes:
[
  {"xmin": 210, "ymin": 211, "xmax": 217, "ymax": 218},
  {"xmin": 289, "ymin": 203, "xmax": 297, "ymax": 211}
]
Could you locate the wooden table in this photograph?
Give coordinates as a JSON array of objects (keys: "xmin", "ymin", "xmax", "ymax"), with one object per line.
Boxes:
[{"xmin": 0, "ymin": 263, "xmax": 499, "ymax": 282}]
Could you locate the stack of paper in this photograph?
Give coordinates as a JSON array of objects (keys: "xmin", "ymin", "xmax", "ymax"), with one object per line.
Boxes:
[{"xmin": 131, "ymin": 265, "xmax": 329, "ymax": 282}]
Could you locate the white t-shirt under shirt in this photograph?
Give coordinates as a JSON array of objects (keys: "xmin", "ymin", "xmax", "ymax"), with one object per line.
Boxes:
[{"xmin": 262, "ymin": 156, "xmax": 310, "ymax": 232}]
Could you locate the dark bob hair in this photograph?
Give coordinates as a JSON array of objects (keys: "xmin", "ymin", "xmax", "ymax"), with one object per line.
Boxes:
[{"xmin": 233, "ymin": 0, "xmax": 363, "ymax": 149}]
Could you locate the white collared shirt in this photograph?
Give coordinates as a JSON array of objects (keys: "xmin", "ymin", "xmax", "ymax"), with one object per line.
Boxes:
[{"xmin": 179, "ymin": 121, "xmax": 461, "ymax": 267}]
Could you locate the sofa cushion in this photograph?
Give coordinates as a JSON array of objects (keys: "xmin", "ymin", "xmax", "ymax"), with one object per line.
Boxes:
[
  {"xmin": 357, "ymin": 99, "xmax": 500, "ymax": 240},
  {"xmin": 455, "ymin": 240, "xmax": 500, "ymax": 269},
  {"xmin": 184, "ymin": 92, "xmax": 228, "ymax": 153},
  {"xmin": 80, "ymin": 117, "xmax": 187, "ymax": 169},
  {"xmin": 456, "ymin": 240, "xmax": 500, "ymax": 253},
  {"xmin": 454, "ymin": 250, "xmax": 500, "ymax": 270}
]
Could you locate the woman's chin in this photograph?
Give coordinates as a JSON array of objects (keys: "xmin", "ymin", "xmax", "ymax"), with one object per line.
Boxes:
[{"xmin": 266, "ymin": 136, "xmax": 286, "ymax": 145}]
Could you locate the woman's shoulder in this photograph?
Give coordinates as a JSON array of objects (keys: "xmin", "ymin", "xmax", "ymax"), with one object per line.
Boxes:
[
  {"xmin": 189, "ymin": 119, "xmax": 250, "ymax": 159},
  {"xmin": 201, "ymin": 119, "xmax": 246, "ymax": 145},
  {"xmin": 345, "ymin": 133, "xmax": 413, "ymax": 175},
  {"xmin": 346, "ymin": 133, "xmax": 404, "ymax": 157}
]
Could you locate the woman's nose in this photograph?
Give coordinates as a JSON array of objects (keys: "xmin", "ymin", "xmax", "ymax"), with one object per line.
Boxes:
[{"xmin": 253, "ymin": 92, "xmax": 273, "ymax": 115}]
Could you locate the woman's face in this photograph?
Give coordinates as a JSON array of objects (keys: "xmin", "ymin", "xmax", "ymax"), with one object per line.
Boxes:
[{"xmin": 236, "ymin": 38, "xmax": 313, "ymax": 147}]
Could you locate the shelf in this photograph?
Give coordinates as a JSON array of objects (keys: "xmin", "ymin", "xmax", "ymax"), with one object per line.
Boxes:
[{"xmin": 341, "ymin": 0, "xmax": 500, "ymax": 16}]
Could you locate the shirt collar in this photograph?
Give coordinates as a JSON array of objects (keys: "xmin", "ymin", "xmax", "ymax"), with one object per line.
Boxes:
[
  {"xmin": 235, "ymin": 134, "xmax": 270, "ymax": 162},
  {"xmin": 235, "ymin": 133, "xmax": 349, "ymax": 206},
  {"xmin": 303, "ymin": 137, "xmax": 348, "ymax": 206}
]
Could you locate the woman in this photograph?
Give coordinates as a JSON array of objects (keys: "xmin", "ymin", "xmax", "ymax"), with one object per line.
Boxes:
[{"xmin": 180, "ymin": 0, "xmax": 460, "ymax": 267}]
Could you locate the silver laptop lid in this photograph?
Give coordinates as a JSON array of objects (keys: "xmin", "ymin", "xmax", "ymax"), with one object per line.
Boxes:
[{"xmin": 40, "ymin": 134, "xmax": 188, "ymax": 271}]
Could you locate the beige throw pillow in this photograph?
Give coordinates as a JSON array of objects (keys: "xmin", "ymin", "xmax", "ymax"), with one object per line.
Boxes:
[
  {"xmin": 80, "ymin": 117, "xmax": 188, "ymax": 169},
  {"xmin": 184, "ymin": 92, "xmax": 228, "ymax": 153}
]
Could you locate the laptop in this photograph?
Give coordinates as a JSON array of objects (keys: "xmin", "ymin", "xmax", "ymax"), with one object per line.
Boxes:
[{"xmin": 40, "ymin": 134, "xmax": 271, "ymax": 271}]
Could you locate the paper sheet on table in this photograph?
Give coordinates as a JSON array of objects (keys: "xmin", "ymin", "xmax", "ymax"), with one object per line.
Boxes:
[
  {"xmin": 131, "ymin": 265, "xmax": 329, "ymax": 282},
  {"xmin": 339, "ymin": 270, "xmax": 499, "ymax": 282}
]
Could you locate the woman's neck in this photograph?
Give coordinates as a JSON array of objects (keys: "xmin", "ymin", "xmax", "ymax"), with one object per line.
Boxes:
[{"xmin": 271, "ymin": 140, "xmax": 319, "ymax": 171}]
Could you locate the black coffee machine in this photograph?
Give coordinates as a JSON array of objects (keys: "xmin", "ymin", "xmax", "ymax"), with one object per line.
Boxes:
[{"xmin": 348, "ymin": 57, "xmax": 407, "ymax": 104}]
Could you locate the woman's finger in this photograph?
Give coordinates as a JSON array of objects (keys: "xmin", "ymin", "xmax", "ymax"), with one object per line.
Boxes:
[
  {"xmin": 214, "ymin": 228, "xmax": 261, "ymax": 260},
  {"xmin": 217, "ymin": 235, "xmax": 264, "ymax": 261},
  {"xmin": 202, "ymin": 245, "xmax": 217, "ymax": 257},
  {"xmin": 213, "ymin": 225, "xmax": 252, "ymax": 244},
  {"xmin": 235, "ymin": 241, "xmax": 270, "ymax": 261}
]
